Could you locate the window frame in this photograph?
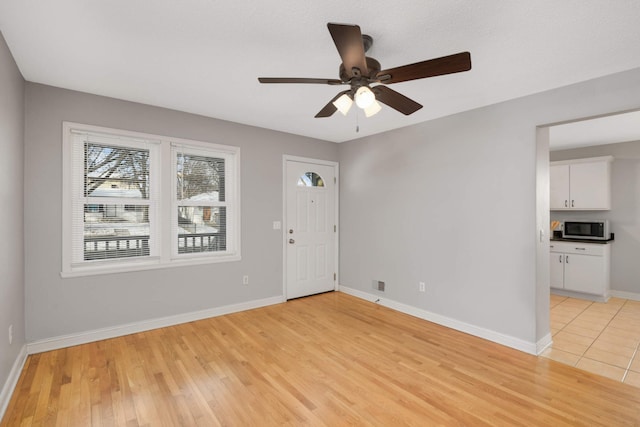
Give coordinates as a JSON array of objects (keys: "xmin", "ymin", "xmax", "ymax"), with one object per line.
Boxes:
[{"xmin": 62, "ymin": 122, "xmax": 241, "ymax": 278}]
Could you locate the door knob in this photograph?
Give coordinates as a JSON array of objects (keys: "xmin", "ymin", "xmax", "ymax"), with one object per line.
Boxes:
[
  {"xmin": 289, "ymin": 229, "xmax": 294, "ymax": 234},
  {"xmin": 289, "ymin": 239, "xmax": 295, "ymax": 244}
]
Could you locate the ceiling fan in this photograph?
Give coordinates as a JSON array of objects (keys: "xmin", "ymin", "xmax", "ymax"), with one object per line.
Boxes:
[{"xmin": 258, "ymin": 23, "xmax": 472, "ymax": 118}]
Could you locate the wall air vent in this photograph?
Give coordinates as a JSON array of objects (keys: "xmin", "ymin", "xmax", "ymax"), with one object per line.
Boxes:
[{"xmin": 372, "ymin": 280, "xmax": 385, "ymax": 292}]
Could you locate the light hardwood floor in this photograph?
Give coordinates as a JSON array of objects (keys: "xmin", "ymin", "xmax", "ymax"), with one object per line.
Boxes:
[{"xmin": 3, "ymin": 292, "xmax": 640, "ymax": 426}]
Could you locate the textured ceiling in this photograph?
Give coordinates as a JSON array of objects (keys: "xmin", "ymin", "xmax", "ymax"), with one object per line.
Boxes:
[{"xmin": 1, "ymin": 1, "xmax": 640, "ymax": 142}]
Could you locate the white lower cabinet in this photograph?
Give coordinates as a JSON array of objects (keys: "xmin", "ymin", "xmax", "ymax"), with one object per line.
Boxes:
[
  {"xmin": 549, "ymin": 241, "xmax": 610, "ymax": 299},
  {"xmin": 550, "ymin": 251, "xmax": 565, "ymax": 289}
]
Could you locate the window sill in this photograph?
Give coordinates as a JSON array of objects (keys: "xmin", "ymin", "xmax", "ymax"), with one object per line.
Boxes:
[{"xmin": 60, "ymin": 253, "xmax": 241, "ymax": 278}]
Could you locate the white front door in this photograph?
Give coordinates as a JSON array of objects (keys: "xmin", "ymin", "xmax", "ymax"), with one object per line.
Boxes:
[{"xmin": 285, "ymin": 159, "xmax": 337, "ymax": 299}]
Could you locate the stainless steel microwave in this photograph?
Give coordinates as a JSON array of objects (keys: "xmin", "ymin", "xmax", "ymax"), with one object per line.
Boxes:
[{"xmin": 562, "ymin": 220, "xmax": 610, "ymax": 240}]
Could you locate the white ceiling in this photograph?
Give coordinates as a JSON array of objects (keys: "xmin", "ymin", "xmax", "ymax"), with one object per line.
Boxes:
[
  {"xmin": 549, "ymin": 110, "xmax": 640, "ymax": 151},
  {"xmin": 1, "ymin": 1, "xmax": 640, "ymax": 143}
]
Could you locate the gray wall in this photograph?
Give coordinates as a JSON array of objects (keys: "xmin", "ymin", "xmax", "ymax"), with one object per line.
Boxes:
[
  {"xmin": 338, "ymin": 67, "xmax": 640, "ymax": 345},
  {"xmin": 24, "ymin": 83, "xmax": 338, "ymax": 342},
  {"xmin": 17, "ymin": 56, "xmax": 640, "ymax": 349},
  {"xmin": 551, "ymin": 140, "xmax": 640, "ymax": 294},
  {"xmin": 0, "ymin": 32, "xmax": 25, "ymax": 392}
]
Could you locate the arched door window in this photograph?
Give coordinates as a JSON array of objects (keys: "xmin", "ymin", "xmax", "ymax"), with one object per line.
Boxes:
[{"xmin": 297, "ymin": 172, "xmax": 324, "ymax": 187}]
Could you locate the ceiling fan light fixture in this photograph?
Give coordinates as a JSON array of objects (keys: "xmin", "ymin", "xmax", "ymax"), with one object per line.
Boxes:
[
  {"xmin": 364, "ymin": 100, "xmax": 382, "ymax": 118},
  {"xmin": 355, "ymin": 86, "xmax": 375, "ymax": 109},
  {"xmin": 332, "ymin": 93, "xmax": 353, "ymax": 115}
]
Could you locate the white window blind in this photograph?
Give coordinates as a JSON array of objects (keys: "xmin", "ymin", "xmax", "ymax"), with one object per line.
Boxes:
[{"xmin": 70, "ymin": 132, "xmax": 160, "ymax": 266}]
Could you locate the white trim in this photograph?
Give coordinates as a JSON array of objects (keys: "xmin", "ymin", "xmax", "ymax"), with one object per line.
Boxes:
[
  {"xmin": 282, "ymin": 156, "xmax": 339, "ymax": 300},
  {"xmin": 282, "ymin": 155, "xmax": 339, "ymax": 167},
  {"xmin": 550, "ymin": 155, "xmax": 613, "ymax": 166},
  {"xmin": 62, "ymin": 122, "xmax": 73, "ymax": 274},
  {"xmin": 334, "ymin": 164, "xmax": 340, "ymax": 288},
  {"xmin": 338, "ymin": 285, "xmax": 539, "ymax": 355},
  {"xmin": 59, "ymin": 253, "xmax": 241, "ymax": 278},
  {"xmin": 26, "ymin": 295, "xmax": 284, "ymax": 355},
  {"xmin": 282, "ymin": 159, "xmax": 286, "ymax": 298},
  {"xmin": 536, "ymin": 333, "xmax": 553, "ymax": 355},
  {"xmin": 610, "ymin": 290, "xmax": 640, "ymax": 302},
  {"xmin": 0, "ymin": 345, "xmax": 27, "ymax": 420},
  {"xmin": 550, "ymin": 288, "xmax": 609, "ymax": 303}
]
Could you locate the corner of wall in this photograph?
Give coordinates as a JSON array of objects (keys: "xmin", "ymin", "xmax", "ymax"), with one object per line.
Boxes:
[{"xmin": 0, "ymin": 345, "xmax": 27, "ymax": 421}]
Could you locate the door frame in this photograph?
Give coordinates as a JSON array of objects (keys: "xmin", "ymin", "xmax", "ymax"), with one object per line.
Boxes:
[{"xmin": 282, "ymin": 155, "xmax": 339, "ymax": 299}]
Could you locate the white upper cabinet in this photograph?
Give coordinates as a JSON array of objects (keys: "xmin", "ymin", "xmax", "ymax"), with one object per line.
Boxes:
[
  {"xmin": 550, "ymin": 164, "xmax": 570, "ymax": 209},
  {"xmin": 550, "ymin": 156, "xmax": 613, "ymax": 210}
]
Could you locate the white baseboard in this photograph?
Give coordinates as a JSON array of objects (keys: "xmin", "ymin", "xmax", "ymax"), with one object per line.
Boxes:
[
  {"xmin": 536, "ymin": 333, "xmax": 553, "ymax": 355},
  {"xmin": 0, "ymin": 345, "xmax": 27, "ymax": 421},
  {"xmin": 338, "ymin": 285, "xmax": 538, "ymax": 355},
  {"xmin": 550, "ymin": 288, "xmax": 609, "ymax": 303},
  {"xmin": 27, "ymin": 295, "xmax": 285, "ymax": 355},
  {"xmin": 610, "ymin": 290, "xmax": 640, "ymax": 302}
]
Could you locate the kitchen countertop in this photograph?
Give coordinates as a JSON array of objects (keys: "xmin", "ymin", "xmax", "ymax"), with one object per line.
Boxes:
[{"xmin": 550, "ymin": 237, "xmax": 614, "ymax": 244}]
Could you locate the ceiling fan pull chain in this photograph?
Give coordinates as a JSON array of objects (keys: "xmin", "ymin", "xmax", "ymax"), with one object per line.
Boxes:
[{"xmin": 356, "ymin": 109, "xmax": 360, "ymax": 133}]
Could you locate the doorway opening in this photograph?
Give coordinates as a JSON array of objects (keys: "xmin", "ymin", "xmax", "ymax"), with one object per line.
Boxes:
[{"xmin": 536, "ymin": 109, "xmax": 640, "ymax": 386}]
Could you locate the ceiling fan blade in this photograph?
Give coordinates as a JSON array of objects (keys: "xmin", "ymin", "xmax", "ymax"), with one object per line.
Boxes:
[
  {"xmin": 376, "ymin": 52, "xmax": 471, "ymax": 84},
  {"xmin": 315, "ymin": 90, "xmax": 351, "ymax": 118},
  {"xmin": 258, "ymin": 77, "xmax": 344, "ymax": 85},
  {"xmin": 372, "ymin": 86, "xmax": 422, "ymax": 115},
  {"xmin": 327, "ymin": 23, "xmax": 369, "ymax": 78}
]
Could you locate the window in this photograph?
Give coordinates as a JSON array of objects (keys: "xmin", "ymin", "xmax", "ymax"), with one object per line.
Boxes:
[
  {"xmin": 62, "ymin": 122, "xmax": 240, "ymax": 276},
  {"xmin": 173, "ymin": 147, "xmax": 233, "ymax": 256},
  {"xmin": 297, "ymin": 172, "xmax": 325, "ymax": 187}
]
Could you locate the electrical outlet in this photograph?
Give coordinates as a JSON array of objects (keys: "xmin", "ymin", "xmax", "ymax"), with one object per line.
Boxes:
[
  {"xmin": 419, "ymin": 282, "xmax": 426, "ymax": 292},
  {"xmin": 8, "ymin": 324, "xmax": 13, "ymax": 345},
  {"xmin": 242, "ymin": 275, "xmax": 249, "ymax": 285}
]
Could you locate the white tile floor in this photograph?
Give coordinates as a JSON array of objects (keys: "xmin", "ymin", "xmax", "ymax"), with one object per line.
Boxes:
[{"xmin": 542, "ymin": 294, "xmax": 640, "ymax": 386}]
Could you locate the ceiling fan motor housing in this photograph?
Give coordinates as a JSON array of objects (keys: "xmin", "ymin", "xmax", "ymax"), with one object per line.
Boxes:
[
  {"xmin": 362, "ymin": 34, "xmax": 373, "ymax": 52},
  {"xmin": 339, "ymin": 57, "xmax": 381, "ymax": 85}
]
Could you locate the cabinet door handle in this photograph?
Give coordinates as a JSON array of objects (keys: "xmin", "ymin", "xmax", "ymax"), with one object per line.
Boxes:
[
  {"xmin": 571, "ymin": 200, "xmax": 575, "ymax": 207},
  {"xmin": 559, "ymin": 255, "xmax": 562, "ymax": 263},
  {"xmin": 566, "ymin": 255, "xmax": 569, "ymax": 263},
  {"xmin": 565, "ymin": 200, "xmax": 568, "ymax": 207}
]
